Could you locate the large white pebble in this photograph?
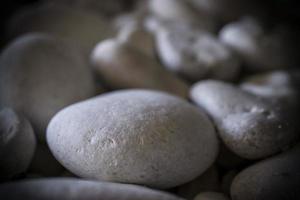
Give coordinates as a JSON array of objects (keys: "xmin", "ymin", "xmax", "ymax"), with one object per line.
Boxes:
[
  {"xmin": 156, "ymin": 27, "xmax": 240, "ymax": 82},
  {"xmin": 0, "ymin": 178, "xmax": 184, "ymax": 200},
  {"xmin": 0, "ymin": 34, "xmax": 96, "ymax": 141},
  {"xmin": 190, "ymin": 80, "xmax": 299, "ymax": 159},
  {"xmin": 91, "ymin": 39, "xmax": 189, "ymax": 98},
  {"xmin": 47, "ymin": 90, "xmax": 218, "ymax": 188},
  {"xmin": 7, "ymin": 3, "xmax": 113, "ymax": 52},
  {"xmin": 0, "ymin": 108, "xmax": 36, "ymax": 180}
]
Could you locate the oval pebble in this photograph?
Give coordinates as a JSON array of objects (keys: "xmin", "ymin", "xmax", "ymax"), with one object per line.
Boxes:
[
  {"xmin": 0, "ymin": 108, "xmax": 36, "ymax": 180},
  {"xmin": 91, "ymin": 39, "xmax": 189, "ymax": 98},
  {"xmin": 0, "ymin": 34, "xmax": 96, "ymax": 141},
  {"xmin": 190, "ymin": 80, "xmax": 299, "ymax": 159},
  {"xmin": 156, "ymin": 27, "xmax": 240, "ymax": 82},
  {"xmin": 0, "ymin": 178, "xmax": 184, "ymax": 200},
  {"xmin": 6, "ymin": 3, "xmax": 113, "ymax": 52},
  {"xmin": 47, "ymin": 90, "xmax": 218, "ymax": 188},
  {"xmin": 231, "ymin": 144, "xmax": 300, "ymax": 200}
]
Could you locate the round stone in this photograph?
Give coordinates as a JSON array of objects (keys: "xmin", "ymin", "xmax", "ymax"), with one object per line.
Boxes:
[{"xmin": 47, "ymin": 90, "xmax": 218, "ymax": 188}]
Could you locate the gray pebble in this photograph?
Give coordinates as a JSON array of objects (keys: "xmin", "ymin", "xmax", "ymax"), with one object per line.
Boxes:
[
  {"xmin": 0, "ymin": 108, "xmax": 36, "ymax": 180},
  {"xmin": 0, "ymin": 178, "xmax": 184, "ymax": 200},
  {"xmin": 47, "ymin": 90, "xmax": 219, "ymax": 188},
  {"xmin": 231, "ymin": 144, "xmax": 300, "ymax": 200},
  {"xmin": 0, "ymin": 34, "xmax": 96, "ymax": 141},
  {"xmin": 190, "ymin": 80, "xmax": 298, "ymax": 159},
  {"xmin": 91, "ymin": 39, "xmax": 189, "ymax": 98}
]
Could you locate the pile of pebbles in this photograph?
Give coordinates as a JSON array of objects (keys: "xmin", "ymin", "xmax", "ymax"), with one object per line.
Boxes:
[{"xmin": 0, "ymin": 0, "xmax": 299, "ymax": 199}]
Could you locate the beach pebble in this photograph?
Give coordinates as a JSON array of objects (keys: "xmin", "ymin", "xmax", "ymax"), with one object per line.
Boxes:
[
  {"xmin": 177, "ymin": 166, "xmax": 220, "ymax": 199},
  {"xmin": 91, "ymin": 39, "xmax": 189, "ymax": 98},
  {"xmin": 190, "ymin": 80, "xmax": 299, "ymax": 159},
  {"xmin": 220, "ymin": 17, "xmax": 296, "ymax": 71},
  {"xmin": 221, "ymin": 170, "xmax": 238, "ymax": 195},
  {"xmin": 6, "ymin": 3, "xmax": 113, "ymax": 52},
  {"xmin": 0, "ymin": 108, "xmax": 36, "ymax": 180},
  {"xmin": 47, "ymin": 90, "xmax": 218, "ymax": 188},
  {"xmin": 156, "ymin": 27, "xmax": 240, "ymax": 82},
  {"xmin": 0, "ymin": 178, "xmax": 184, "ymax": 200},
  {"xmin": 231, "ymin": 144, "xmax": 300, "ymax": 200},
  {"xmin": 0, "ymin": 34, "xmax": 96, "ymax": 141},
  {"xmin": 194, "ymin": 192, "xmax": 230, "ymax": 200}
]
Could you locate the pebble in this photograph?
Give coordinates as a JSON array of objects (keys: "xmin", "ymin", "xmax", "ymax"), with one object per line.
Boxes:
[
  {"xmin": 6, "ymin": 3, "xmax": 113, "ymax": 52},
  {"xmin": 219, "ymin": 17, "xmax": 296, "ymax": 71},
  {"xmin": 0, "ymin": 108, "xmax": 36, "ymax": 180},
  {"xmin": 231, "ymin": 144, "xmax": 300, "ymax": 200},
  {"xmin": 91, "ymin": 39, "xmax": 189, "ymax": 98},
  {"xmin": 194, "ymin": 192, "xmax": 230, "ymax": 200},
  {"xmin": 155, "ymin": 26, "xmax": 240, "ymax": 82},
  {"xmin": 0, "ymin": 178, "xmax": 184, "ymax": 200},
  {"xmin": 47, "ymin": 90, "xmax": 219, "ymax": 188},
  {"xmin": 0, "ymin": 34, "xmax": 96, "ymax": 141},
  {"xmin": 190, "ymin": 80, "xmax": 299, "ymax": 159}
]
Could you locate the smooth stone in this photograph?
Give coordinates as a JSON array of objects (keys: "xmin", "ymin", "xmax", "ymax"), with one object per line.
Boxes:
[
  {"xmin": 177, "ymin": 166, "xmax": 220, "ymax": 200},
  {"xmin": 0, "ymin": 34, "xmax": 96, "ymax": 141},
  {"xmin": 219, "ymin": 17, "xmax": 296, "ymax": 71},
  {"xmin": 240, "ymin": 70, "xmax": 300, "ymax": 109},
  {"xmin": 231, "ymin": 144, "xmax": 300, "ymax": 200},
  {"xmin": 47, "ymin": 90, "xmax": 219, "ymax": 188},
  {"xmin": 28, "ymin": 144, "xmax": 64, "ymax": 176},
  {"xmin": 156, "ymin": 27, "xmax": 240, "ymax": 82},
  {"xmin": 194, "ymin": 192, "xmax": 230, "ymax": 200},
  {"xmin": 91, "ymin": 39, "xmax": 189, "ymax": 98},
  {"xmin": 6, "ymin": 3, "xmax": 113, "ymax": 52},
  {"xmin": 0, "ymin": 178, "xmax": 184, "ymax": 200},
  {"xmin": 190, "ymin": 80, "xmax": 299, "ymax": 159},
  {"xmin": 0, "ymin": 108, "xmax": 36, "ymax": 180}
]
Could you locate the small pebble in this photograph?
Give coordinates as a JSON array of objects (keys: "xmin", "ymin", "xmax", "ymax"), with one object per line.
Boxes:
[
  {"xmin": 91, "ymin": 39, "xmax": 189, "ymax": 98},
  {"xmin": 190, "ymin": 80, "xmax": 299, "ymax": 159},
  {"xmin": 47, "ymin": 90, "xmax": 219, "ymax": 188}
]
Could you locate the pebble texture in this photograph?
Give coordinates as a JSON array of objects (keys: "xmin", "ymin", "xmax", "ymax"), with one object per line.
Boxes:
[
  {"xmin": 190, "ymin": 80, "xmax": 298, "ymax": 159},
  {"xmin": 6, "ymin": 3, "xmax": 113, "ymax": 52},
  {"xmin": 156, "ymin": 27, "xmax": 240, "ymax": 82},
  {"xmin": 0, "ymin": 34, "xmax": 96, "ymax": 141},
  {"xmin": 0, "ymin": 178, "xmax": 184, "ymax": 200},
  {"xmin": 47, "ymin": 90, "xmax": 218, "ymax": 188},
  {"xmin": 0, "ymin": 108, "xmax": 36, "ymax": 180},
  {"xmin": 231, "ymin": 144, "xmax": 300, "ymax": 200},
  {"xmin": 91, "ymin": 39, "xmax": 189, "ymax": 98}
]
